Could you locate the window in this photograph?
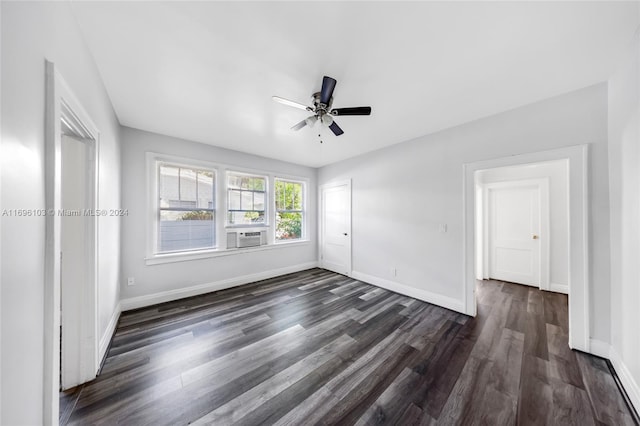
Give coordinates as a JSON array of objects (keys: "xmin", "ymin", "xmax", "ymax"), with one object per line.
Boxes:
[
  {"xmin": 275, "ymin": 179, "xmax": 304, "ymax": 241},
  {"xmin": 147, "ymin": 152, "xmax": 310, "ymax": 264},
  {"xmin": 158, "ymin": 163, "xmax": 215, "ymax": 252},
  {"xmin": 227, "ymin": 172, "xmax": 266, "ymax": 226}
]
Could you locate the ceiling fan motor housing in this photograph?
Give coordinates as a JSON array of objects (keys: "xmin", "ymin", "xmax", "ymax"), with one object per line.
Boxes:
[{"xmin": 312, "ymin": 91, "xmax": 332, "ymax": 112}]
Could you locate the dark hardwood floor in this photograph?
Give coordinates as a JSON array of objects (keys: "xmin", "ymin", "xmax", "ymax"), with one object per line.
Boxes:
[{"xmin": 61, "ymin": 268, "xmax": 637, "ymax": 425}]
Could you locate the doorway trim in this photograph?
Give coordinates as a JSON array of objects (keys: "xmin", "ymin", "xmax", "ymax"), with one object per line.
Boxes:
[
  {"xmin": 463, "ymin": 145, "xmax": 589, "ymax": 352},
  {"xmin": 319, "ymin": 179, "xmax": 352, "ymax": 276},
  {"xmin": 44, "ymin": 61, "xmax": 100, "ymax": 425}
]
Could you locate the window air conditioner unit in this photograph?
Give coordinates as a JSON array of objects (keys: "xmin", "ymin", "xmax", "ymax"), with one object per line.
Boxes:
[{"xmin": 226, "ymin": 230, "xmax": 267, "ymax": 249}]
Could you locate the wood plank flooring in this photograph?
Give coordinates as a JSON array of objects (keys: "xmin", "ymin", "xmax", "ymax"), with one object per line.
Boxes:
[{"xmin": 60, "ymin": 269, "xmax": 637, "ymax": 425}]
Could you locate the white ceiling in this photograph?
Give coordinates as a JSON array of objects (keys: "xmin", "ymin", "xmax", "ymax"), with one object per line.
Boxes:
[{"xmin": 71, "ymin": 1, "xmax": 639, "ymax": 168}]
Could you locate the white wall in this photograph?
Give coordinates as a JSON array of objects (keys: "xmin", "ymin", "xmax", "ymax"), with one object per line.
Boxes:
[
  {"xmin": 476, "ymin": 160, "xmax": 569, "ymax": 292},
  {"xmin": 120, "ymin": 127, "xmax": 317, "ymax": 306},
  {"xmin": 0, "ymin": 2, "xmax": 121, "ymax": 424},
  {"xmin": 318, "ymin": 83, "xmax": 611, "ymax": 341},
  {"xmin": 608, "ymin": 16, "xmax": 640, "ymax": 410}
]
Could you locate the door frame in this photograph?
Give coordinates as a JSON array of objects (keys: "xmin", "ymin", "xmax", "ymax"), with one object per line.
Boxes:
[
  {"xmin": 44, "ymin": 61, "xmax": 100, "ymax": 424},
  {"xmin": 463, "ymin": 145, "xmax": 589, "ymax": 352},
  {"xmin": 319, "ymin": 179, "xmax": 352, "ymax": 276},
  {"xmin": 484, "ymin": 178, "xmax": 550, "ymax": 290}
]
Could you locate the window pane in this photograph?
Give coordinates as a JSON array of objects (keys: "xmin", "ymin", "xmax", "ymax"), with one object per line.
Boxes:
[
  {"xmin": 180, "ymin": 168, "xmax": 197, "ymax": 207},
  {"xmin": 241, "ymin": 191, "xmax": 253, "ymax": 210},
  {"xmin": 254, "ymin": 191, "xmax": 265, "ymax": 211},
  {"xmin": 159, "ymin": 165, "xmax": 179, "ymax": 208},
  {"xmin": 229, "ymin": 189, "xmax": 241, "ymax": 210},
  {"xmin": 251, "ymin": 177, "xmax": 265, "ymax": 191},
  {"xmin": 228, "ymin": 211, "xmax": 265, "ymax": 225},
  {"xmin": 227, "ymin": 173, "xmax": 265, "ymax": 191},
  {"xmin": 159, "ymin": 210, "xmax": 215, "ymax": 252},
  {"xmin": 226, "ymin": 173, "xmax": 267, "ymax": 226},
  {"xmin": 276, "ymin": 212, "xmax": 302, "ymax": 240},
  {"xmin": 158, "ymin": 162, "xmax": 217, "ymax": 254},
  {"xmin": 241, "ymin": 177, "xmax": 251, "ymax": 189},
  {"xmin": 285, "ymin": 183, "xmax": 294, "ymax": 210},
  {"xmin": 197, "ymin": 171, "xmax": 215, "ymax": 209},
  {"xmin": 275, "ymin": 180, "xmax": 285, "ymax": 210},
  {"xmin": 291, "ymin": 183, "xmax": 302, "ymax": 210},
  {"xmin": 227, "ymin": 175, "xmax": 242, "ymax": 190},
  {"xmin": 275, "ymin": 180, "xmax": 303, "ymax": 211}
]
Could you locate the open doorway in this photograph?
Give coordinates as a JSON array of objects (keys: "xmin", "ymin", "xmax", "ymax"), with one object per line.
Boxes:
[
  {"xmin": 475, "ymin": 160, "xmax": 569, "ymax": 294},
  {"xmin": 45, "ymin": 61, "xmax": 100, "ymax": 424},
  {"xmin": 463, "ymin": 145, "xmax": 590, "ymax": 352}
]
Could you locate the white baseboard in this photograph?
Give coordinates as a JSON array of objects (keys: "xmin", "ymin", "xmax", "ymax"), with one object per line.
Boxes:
[
  {"xmin": 589, "ymin": 338, "xmax": 611, "ymax": 358},
  {"xmin": 609, "ymin": 345, "xmax": 640, "ymax": 414},
  {"xmin": 589, "ymin": 338, "xmax": 640, "ymax": 414},
  {"xmin": 99, "ymin": 302, "xmax": 121, "ymax": 365},
  {"xmin": 549, "ymin": 282, "xmax": 569, "ymax": 294},
  {"xmin": 120, "ymin": 261, "xmax": 319, "ymax": 311},
  {"xmin": 350, "ymin": 271, "xmax": 465, "ymax": 314}
]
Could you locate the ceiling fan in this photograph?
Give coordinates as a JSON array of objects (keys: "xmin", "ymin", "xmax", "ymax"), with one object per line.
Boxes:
[{"xmin": 272, "ymin": 76, "xmax": 372, "ymax": 136}]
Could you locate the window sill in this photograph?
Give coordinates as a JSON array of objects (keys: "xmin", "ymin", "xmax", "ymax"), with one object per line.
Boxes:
[
  {"xmin": 145, "ymin": 239, "xmax": 311, "ymax": 265},
  {"xmin": 225, "ymin": 224, "xmax": 269, "ymax": 229}
]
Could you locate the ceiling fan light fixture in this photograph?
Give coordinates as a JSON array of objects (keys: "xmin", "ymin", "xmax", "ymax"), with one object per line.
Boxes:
[
  {"xmin": 305, "ymin": 115, "xmax": 318, "ymax": 127},
  {"xmin": 321, "ymin": 114, "xmax": 333, "ymax": 126}
]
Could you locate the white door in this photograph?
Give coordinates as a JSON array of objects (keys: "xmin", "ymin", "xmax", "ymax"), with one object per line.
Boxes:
[
  {"xmin": 320, "ymin": 180, "xmax": 351, "ymax": 275},
  {"xmin": 488, "ymin": 180, "xmax": 548, "ymax": 287}
]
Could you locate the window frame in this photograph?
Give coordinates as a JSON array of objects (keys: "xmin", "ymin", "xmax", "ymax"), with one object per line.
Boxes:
[
  {"xmin": 274, "ymin": 177, "xmax": 306, "ymax": 243},
  {"xmin": 146, "ymin": 152, "xmax": 311, "ymax": 265},
  {"xmin": 149, "ymin": 155, "xmax": 220, "ymax": 256}
]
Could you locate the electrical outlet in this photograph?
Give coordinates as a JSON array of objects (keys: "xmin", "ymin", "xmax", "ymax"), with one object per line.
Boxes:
[
  {"xmin": 127, "ymin": 277, "xmax": 135, "ymax": 286},
  {"xmin": 392, "ymin": 267, "xmax": 397, "ymax": 277},
  {"xmin": 440, "ymin": 224, "xmax": 448, "ymax": 233}
]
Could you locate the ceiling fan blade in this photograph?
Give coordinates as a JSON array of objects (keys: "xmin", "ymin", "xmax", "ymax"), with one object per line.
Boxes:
[
  {"xmin": 320, "ymin": 76, "xmax": 337, "ymax": 105},
  {"xmin": 328, "ymin": 121, "xmax": 344, "ymax": 136},
  {"xmin": 291, "ymin": 120, "xmax": 307, "ymax": 131},
  {"xmin": 273, "ymin": 96, "xmax": 312, "ymax": 111},
  {"xmin": 331, "ymin": 106, "xmax": 372, "ymax": 116}
]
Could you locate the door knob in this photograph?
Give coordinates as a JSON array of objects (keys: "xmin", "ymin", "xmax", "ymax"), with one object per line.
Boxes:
[
  {"xmin": 532, "ymin": 235, "xmax": 539, "ymax": 240},
  {"xmin": 343, "ymin": 233, "xmax": 348, "ymax": 236}
]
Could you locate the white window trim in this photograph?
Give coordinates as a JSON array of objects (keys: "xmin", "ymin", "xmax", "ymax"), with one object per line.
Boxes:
[
  {"xmin": 274, "ymin": 177, "xmax": 307, "ymax": 243},
  {"xmin": 145, "ymin": 152, "xmax": 310, "ymax": 265}
]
